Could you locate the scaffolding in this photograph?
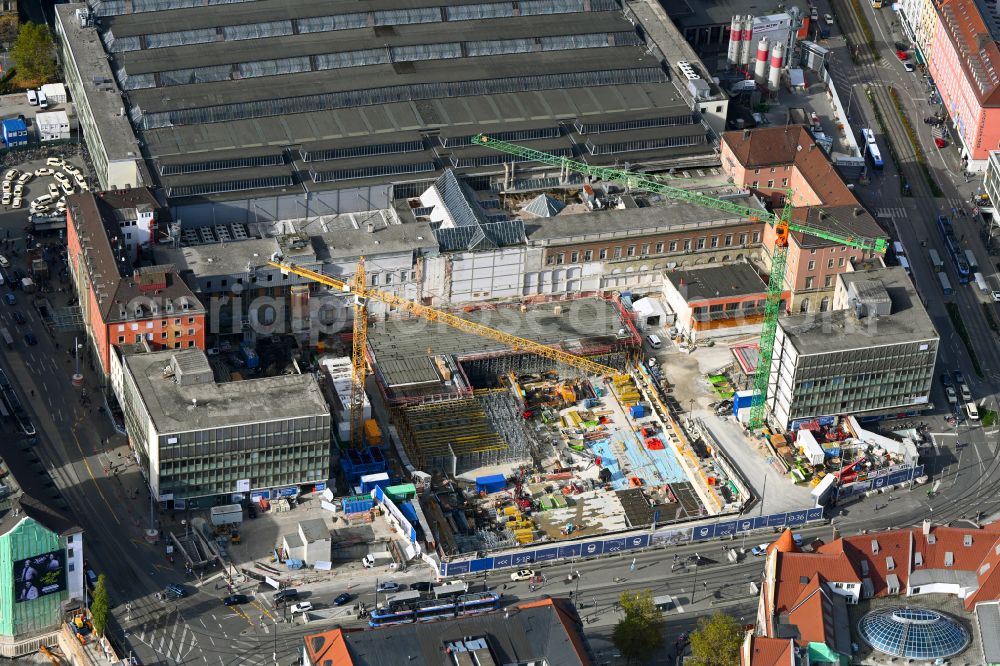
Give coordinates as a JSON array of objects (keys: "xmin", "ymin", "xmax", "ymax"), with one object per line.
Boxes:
[{"xmin": 479, "ymin": 389, "xmax": 552, "ymax": 469}]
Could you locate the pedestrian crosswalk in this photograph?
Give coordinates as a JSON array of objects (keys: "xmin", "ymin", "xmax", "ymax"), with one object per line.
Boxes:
[
  {"xmin": 874, "ymin": 207, "xmax": 907, "ymax": 219},
  {"xmin": 131, "ymin": 607, "xmax": 200, "ymax": 664}
]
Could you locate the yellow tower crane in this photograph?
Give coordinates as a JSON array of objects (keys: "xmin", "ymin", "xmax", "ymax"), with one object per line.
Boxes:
[{"xmin": 268, "ymin": 260, "xmax": 626, "ymax": 446}]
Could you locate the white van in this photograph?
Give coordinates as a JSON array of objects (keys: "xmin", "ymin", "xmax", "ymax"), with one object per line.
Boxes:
[
  {"xmin": 966, "ymin": 402, "xmax": 980, "ymax": 421},
  {"xmin": 646, "ymin": 334, "xmax": 662, "ymax": 349},
  {"xmin": 37, "ymin": 90, "xmax": 48, "ymax": 109},
  {"xmin": 26, "ymin": 90, "xmax": 37, "ymax": 106}
]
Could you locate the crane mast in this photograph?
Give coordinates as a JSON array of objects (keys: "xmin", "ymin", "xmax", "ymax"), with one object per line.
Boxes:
[{"xmin": 473, "ymin": 134, "xmax": 886, "ymax": 429}]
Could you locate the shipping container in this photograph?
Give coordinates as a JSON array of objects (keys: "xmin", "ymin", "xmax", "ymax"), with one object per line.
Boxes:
[
  {"xmin": 928, "ymin": 249, "xmax": 943, "ymax": 272},
  {"xmin": 938, "ymin": 272, "xmax": 953, "ymax": 296}
]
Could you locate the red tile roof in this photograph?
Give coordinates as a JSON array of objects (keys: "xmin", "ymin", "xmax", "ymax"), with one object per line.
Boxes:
[
  {"xmin": 773, "ymin": 551, "xmax": 860, "ymax": 616},
  {"xmin": 937, "ymin": 0, "xmax": 1000, "ymax": 105},
  {"xmin": 769, "ymin": 528, "xmax": 800, "ymax": 555},
  {"xmin": 303, "ymin": 628, "xmax": 351, "ymax": 666},
  {"xmin": 785, "ymin": 575, "xmax": 835, "ymax": 646},
  {"xmin": 744, "ymin": 635, "xmax": 795, "ymax": 666}
]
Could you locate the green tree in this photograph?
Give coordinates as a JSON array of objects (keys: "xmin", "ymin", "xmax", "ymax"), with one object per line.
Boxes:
[
  {"xmin": 612, "ymin": 590, "xmax": 663, "ymax": 663},
  {"xmin": 0, "ymin": 15, "xmax": 18, "ymax": 47},
  {"xmin": 10, "ymin": 22, "xmax": 56, "ymax": 87},
  {"xmin": 91, "ymin": 574, "xmax": 110, "ymax": 637},
  {"xmin": 688, "ymin": 612, "xmax": 743, "ymax": 666}
]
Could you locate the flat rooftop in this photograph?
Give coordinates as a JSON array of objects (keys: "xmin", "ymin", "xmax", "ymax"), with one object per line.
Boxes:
[
  {"xmin": 663, "ymin": 0, "xmax": 810, "ymax": 29},
  {"xmin": 665, "ymin": 262, "xmax": 768, "ymax": 301},
  {"xmin": 526, "ymin": 191, "xmax": 764, "ymax": 245},
  {"xmin": 55, "ymin": 5, "xmax": 141, "ymax": 163},
  {"xmin": 120, "ymin": 347, "xmax": 329, "ymax": 433},
  {"xmin": 368, "ymin": 297, "xmax": 629, "ymax": 388},
  {"xmin": 84, "ymin": 0, "xmax": 714, "ymax": 201},
  {"xmin": 779, "ymin": 266, "xmax": 938, "ymax": 355}
]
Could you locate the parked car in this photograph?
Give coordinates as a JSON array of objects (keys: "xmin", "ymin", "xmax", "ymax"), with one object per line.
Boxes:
[
  {"xmin": 510, "ymin": 569, "xmax": 536, "ymax": 581},
  {"xmin": 11, "ymin": 197, "xmax": 21, "ymax": 209},
  {"xmin": 334, "ymin": 592, "xmax": 352, "ymax": 606},
  {"xmin": 47, "ymin": 183, "xmax": 59, "ymax": 198},
  {"xmin": 223, "ymin": 594, "xmax": 248, "ymax": 606},
  {"xmin": 34, "ymin": 168, "xmax": 53, "ymax": 177},
  {"xmin": 895, "ymin": 50, "xmax": 909, "ymax": 61},
  {"xmin": 376, "ymin": 581, "xmax": 400, "ymax": 593},
  {"xmin": 0, "ymin": 255, "xmax": 9, "ymax": 269},
  {"xmin": 290, "ymin": 602, "xmax": 313, "ymax": 614},
  {"xmin": 45, "ymin": 157, "xmax": 63, "ymax": 168}
]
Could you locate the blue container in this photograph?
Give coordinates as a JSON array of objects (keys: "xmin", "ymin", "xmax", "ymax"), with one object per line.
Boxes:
[
  {"xmin": 240, "ymin": 341, "xmax": 260, "ymax": 369},
  {"xmin": 630, "ymin": 404, "xmax": 646, "ymax": 419},
  {"xmin": 476, "ymin": 474, "xmax": 506, "ymax": 494}
]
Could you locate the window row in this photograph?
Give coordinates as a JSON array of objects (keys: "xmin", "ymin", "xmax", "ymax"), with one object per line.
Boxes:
[
  {"xmin": 309, "ymin": 162, "xmax": 436, "ymax": 183},
  {"xmin": 301, "ymin": 140, "xmax": 425, "ymax": 163},
  {"xmin": 544, "ymin": 232, "xmax": 761, "ymax": 264},
  {"xmin": 102, "ymin": 0, "xmax": 622, "ymax": 49},
  {"xmin": 586, "ymin": 134, "xmax": 704, "ymax": 156},
  {"xmin": 139, "ymin": 68, "xmax": 666, "ymax": 129},
  {"xmin": 118, "ymin": 32, "xmax": 639, "ymax": 89},
  {"xmin": 159, "ymin": 154, "xmax": 284, "ymax": 175},
  {"xmin": 440, "ymin": 126, "xmax": 560, "ymax": 148},
  {"xmin": 575, "ymin": 114, "xmax": 695, "ymax": 134},
  {"xmin": 166, "ymin": 175, "xmax": 293, "ymax": 198}
]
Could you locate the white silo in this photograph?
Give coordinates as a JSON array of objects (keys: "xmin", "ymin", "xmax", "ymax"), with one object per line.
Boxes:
[
  {"xmin": 768, "ymin": 41, "xmax": 784, "ymax": 91},
  {"xmin": 727, "ymin": 16, "xmax": 742, "ymax": 68},
  {"xmin": 753, "ymin": 38, "xmax": 770, "ymax": 85},
  {"xmin": 740, "ymin": 17, "xmax": 755, "ymax": 65}
]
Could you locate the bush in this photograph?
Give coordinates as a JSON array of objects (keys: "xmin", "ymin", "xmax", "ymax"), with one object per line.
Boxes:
[
  {"xmin": 982, "ymin": 409, "xmax": 997, "ymax": 427},
  {"xmin": 945, "ymin": 302, "xmax": 984, "ymax": 378}
]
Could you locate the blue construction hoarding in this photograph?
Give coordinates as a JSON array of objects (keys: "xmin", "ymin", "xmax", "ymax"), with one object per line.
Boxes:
[
  {"xmin": 440, "ymin": 507, "xmax": 824, "ymax": 577},
  {"xmin": 837, "ymin": 464, "xmax": 924, "ymax": 500}
]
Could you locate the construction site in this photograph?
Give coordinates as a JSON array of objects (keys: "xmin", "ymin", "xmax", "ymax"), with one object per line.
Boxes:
[{"xmin": 362, "ymin": 296, "xmax": 743, "ymax": 557}]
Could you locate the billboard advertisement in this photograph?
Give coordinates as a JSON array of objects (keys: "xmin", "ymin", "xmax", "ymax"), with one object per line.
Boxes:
[{"xmin": 14, "ymin": 550, "xmax": 66, "ymax": 602}]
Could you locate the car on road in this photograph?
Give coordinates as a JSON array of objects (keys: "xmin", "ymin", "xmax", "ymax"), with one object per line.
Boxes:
[
  {"xmin": 273, "ymin": 588, "xmax": 299, "ymax": 604},
  {"xmin": 940, "ymin": 372, "xmax": 953, "ymax": 387},
  {"xmin": 4, "ymin": 294, "xmax": 15, "ymax": 306},
  {"xmin": 945, "ymin": 386, "xmax": 958, "ymax": 404},
  {"xmin": 954, "ymin": 370, "xmax": 965, "ymax": 384},
  {"xmin": 960, "ymin": 383, "xmax": 972, "ymax": 402},
  {"xmin": 896, "ymin": 50, "xmax": 909, "ymax": 61},
  {"xmin": 751, "ymin": 543, "xmax": 770, "ymax": 556},
  {"xmin": 0, "ymin": 256, "xmax": 8, "ymax": 269},
  {"xmin": 993, "ymin": 290, "xmax": 1000, "ymax": 302},
  {"xmin": 12, "ymin": 312, "xmax": 24, "ymax": 325},
  {"xmin": 510, "ymin": 569, "xmax": 536, "ymax": 581},
  {"xmin": 165, "ymin": 584, "xmax": 187, "ymax": 598},
  {"xmin": 376, "ymin": 581, "xmax": 400, "ymax": 593},
  {"xmin": 23, "ymin": 332, "xmax": 37, "ymax": 346},
  {"xmin": 903, "ymin": 62, "xmax": 915, "ymax": 72},
  {"xmin": 409, "ymin": 582, "xmax": 432, "ymax": 592},
  {"xmin": 34, "ymin": 168, "xmax": 53, "ymax": 177},
  {"xmin": 334, "ymin": 592, "xmax": 352, "ymax": 606},
  {"xmin": 290, "ymin": 602, "xmax": 313, "ymax": 614},
  {"xmin": 223, "ymin": 594, "xmax": 248, "ymax": 606},
  {"xmin": 824, "ymin": 13, "xmax": 834, "ymax": 25}
]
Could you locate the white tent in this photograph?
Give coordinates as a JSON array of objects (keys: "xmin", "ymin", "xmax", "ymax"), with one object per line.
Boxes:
[{"xmin": 632, "ymin": 297, "xmax": 670, "ymax": 328}]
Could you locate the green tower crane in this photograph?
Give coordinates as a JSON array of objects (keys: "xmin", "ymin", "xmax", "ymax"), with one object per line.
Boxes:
[{"xmin": 473, "ymin": 134, "xmax": 888, "ymax": 429}]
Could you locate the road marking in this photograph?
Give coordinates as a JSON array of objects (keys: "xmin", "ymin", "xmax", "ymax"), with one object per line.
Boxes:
[
  {"xmin": 251, "ymin": 600, "xmax": 275, "ymax": 621},
  {"xmin": 69, "ymin": 425, "xmax": 120, "ymax": 524}
]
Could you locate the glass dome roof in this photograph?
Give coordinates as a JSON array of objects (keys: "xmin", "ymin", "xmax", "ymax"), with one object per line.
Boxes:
[{"xmin": 858, "ymin": 607, "xmax": 970, "ymax": 660}]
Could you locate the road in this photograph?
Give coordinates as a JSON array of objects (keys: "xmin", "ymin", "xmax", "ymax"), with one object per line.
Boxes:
[{"xmin": 0, "ymin": 12, "xmax": 998, "ymax": 663}]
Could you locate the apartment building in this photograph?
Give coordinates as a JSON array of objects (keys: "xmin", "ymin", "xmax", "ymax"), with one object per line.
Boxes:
[{"xmin": 66, "ymin": 189, "xmax": 206, "ymax": 376}]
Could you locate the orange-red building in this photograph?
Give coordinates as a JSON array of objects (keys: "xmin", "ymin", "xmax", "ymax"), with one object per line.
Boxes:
[
  {"xmin": 721, "ymin": 126, "xmax": 887, "ymax": 313},
  {"xmin": 662, "ymin": 263, "xmax": 789, "ymax": 341},
  {"xmin": 66, "ymin": 189, "xmax": 206, "ymax": 376}
]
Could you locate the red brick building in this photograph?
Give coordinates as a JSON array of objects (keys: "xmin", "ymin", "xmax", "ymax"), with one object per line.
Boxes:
[
  {"xmin": 721, "ymin": 127, "xmax": 887, "ymax": 313},
  {"xmin": 66, "ymin": 189, "xmax": 206, "ymax": 376}
]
